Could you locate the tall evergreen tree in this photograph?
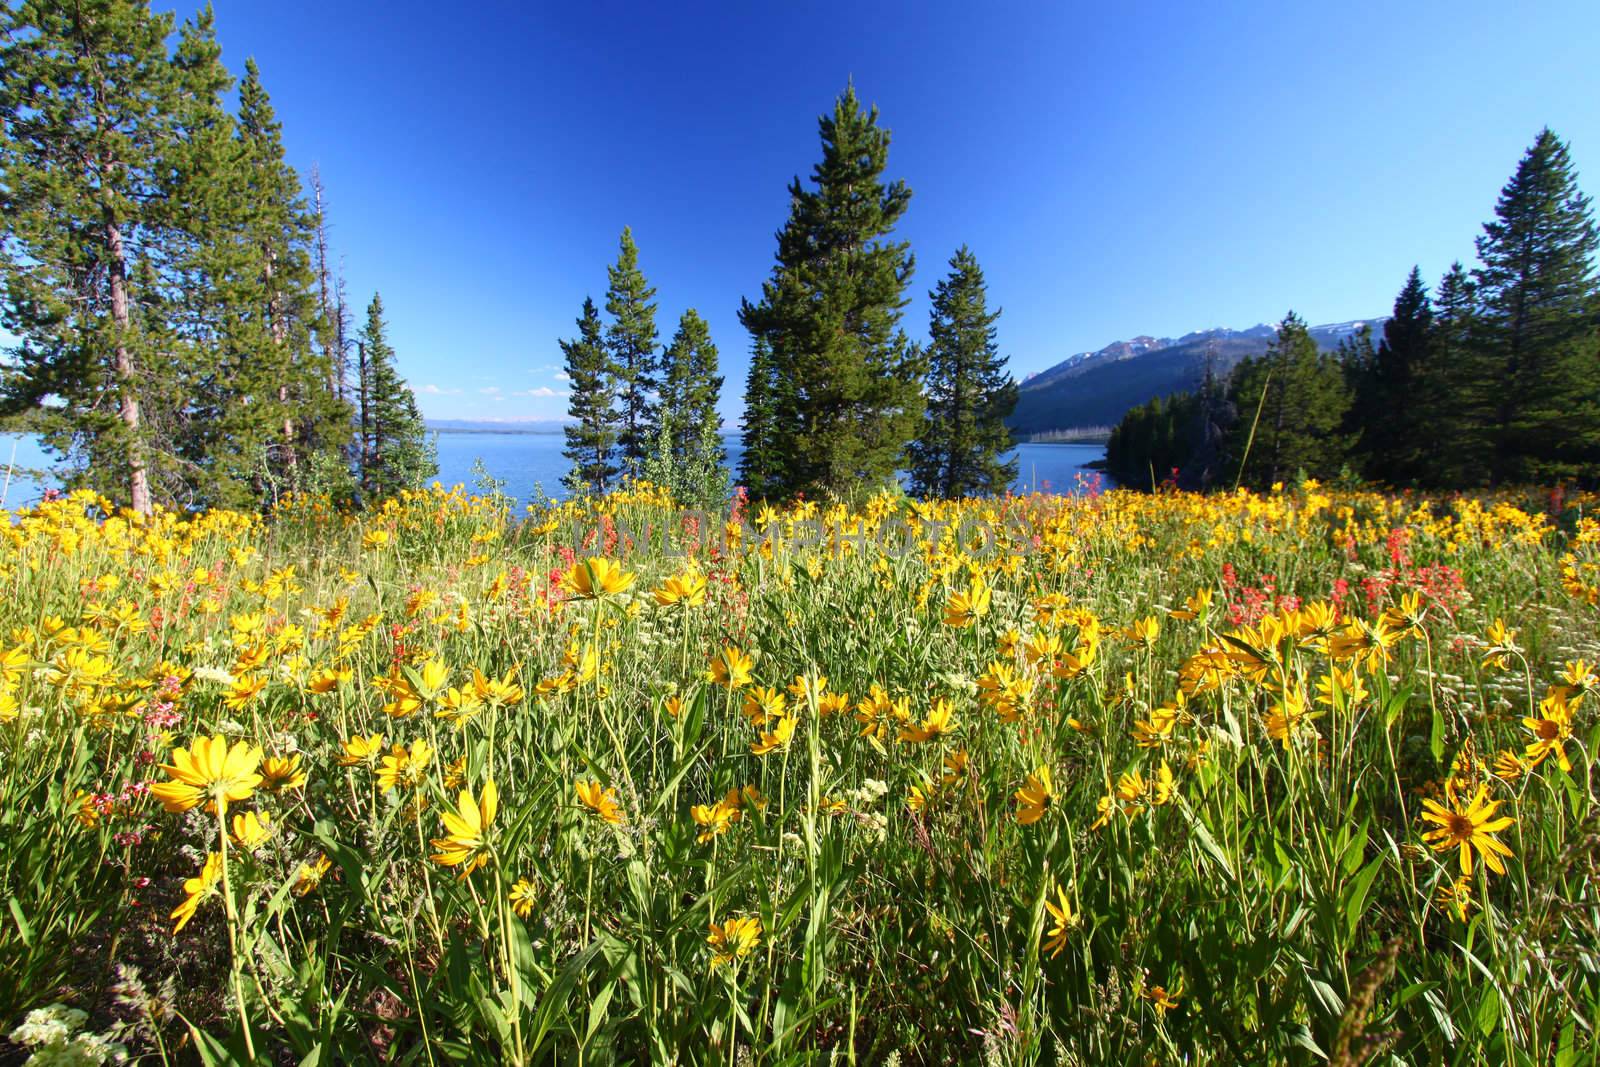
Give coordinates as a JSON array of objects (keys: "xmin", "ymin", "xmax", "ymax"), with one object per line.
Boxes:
[
  {"xmin": 1105, "ymin": 391, "xmax": 1201, "ymax": 491},
  {"xmin": 166, "ymin": 56, "xmax": 348, "ymax": 507},
  {"xmin": 648, "ymin": 308, "xmax": 727, "ymax": 504},
  {"xmin": 604, "ymin": 227, "xmax": 659, "ymax": 479},
  {"xmin": 561, "ymin": 298, "xmax": 618, "ymax": 495},
  {"xmin": 907, "ymin": 247, "xmax": 1018, "ymax": 498},
  {"xmin": 1350, "ymin": 267, "xmax": 1434, "ymax": 484},
  {"xmin": 1224, "ymin": 312, "xmax": 1352, "ymax": 489},
  {"xmin": 160, "ymin": 6, "xmax": 261, "ymax": 507},
  {"xmin": 737, "ymin": 336, "xmax": 782, "ymax": 498},
  {"xmin": 0, "ymin": 0, "xmax": 183, "ymax": 512},
  {"xmin": 310, "ymin": 165, "xmax": 345, "ymax": 403},
  {"xmin": 356, "ymin": 293, "xmax": 434, "ymax": 499},
  {"xmin": 739, "ymin": 85, "xmax": 922, "ymax": 500},
  {"xmin": 660, "ymin": 311, "xmax": 723, "ymax": 454},
  {"xmin": 656, "ymin": 310, "xmax": 691, "ymax": 458},
  {"xmin": 1418, "ymin": 263, "xmax": 1494, "ymax": 486},
  {"xmin": 1180, "ymin": 342, "xmax": 1234, "ymax": 491},
  {"xmin": 235, "ymin": 60, "xmax": 346, "ymax": 481},
  {"xmin": 1473, "ymin": 129, "xmax": 1600, "ymax": 483}
]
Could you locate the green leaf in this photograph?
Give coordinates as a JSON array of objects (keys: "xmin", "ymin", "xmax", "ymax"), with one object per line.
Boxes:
[
  {"xmin": 1285, "ymin": 1022, "xmax": 1328, "ymax": 1059},
  {"xmin": 1180, "ymin": 803, "xmax": 1235, "ymax": 879},
  {"xmin": 505, "ymin": 907, "xmax": 543, "ymax": 1009},
  {"xmin": 1475, "ymin": 982, "xmax": 1502, "ymax": 1036},
  {"xmin": 584, "ymin": 977, "xmax": 617, "ymax": 1048},
  {"xmin": 1382, "ymin": 685, "xmax": 1412, "ymax": 730},
  {"xmin": 1342, "ymin": 855, "xmax": 1385, "ymax": 942},
  {"xmin": 8, "ymin": 898, "xmax": 33, "ymax": 947},
  {"xmin": 1304, "ymin": 972, "xmax": 1343, "ymax": 1017},
  {"xmin": 527, "ymin": 939, "xmax": 607, "ymax": 1052},
  {"xmin": 1338, "ymin": 818, "xmax": 1370, "ymax": 877},
  {"xmin": 182, "ymin": 1019, "xmax": 250, "ymax": 1067}
]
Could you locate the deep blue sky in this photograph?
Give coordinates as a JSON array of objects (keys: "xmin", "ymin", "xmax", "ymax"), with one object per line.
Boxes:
[{"xmin": 177, "ymin": 1, "xmax": 1600, "ymax": 422}]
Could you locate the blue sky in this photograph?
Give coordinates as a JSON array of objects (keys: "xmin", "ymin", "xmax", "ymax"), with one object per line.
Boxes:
[{"xmin": 173, "ymin": 0, "xmax": 1599, "ymax": 422}]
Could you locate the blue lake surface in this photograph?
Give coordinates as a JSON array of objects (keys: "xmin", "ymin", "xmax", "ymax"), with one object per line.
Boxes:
[
  {"xmin": 0, "ymin": 433, "xmax": 52, "ymax": 509},
  {"xmin": 1, "ymin": 430, "xmax": 1109, "ymax": 508},
  {"xmin": 431, "ymin": 433, "xmax": 1110, "ymax": 502}
]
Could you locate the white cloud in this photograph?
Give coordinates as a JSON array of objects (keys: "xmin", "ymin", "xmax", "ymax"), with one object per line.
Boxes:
[
  {"xmin": 512, "ymin": 386, "xmax": 569, "ymax": 399},
  {"xmin": 554, "ymin": 371, "xmax": 571, "ymax": 381},
  {"xmin": 478, "ymin": 386, "xmax": 501, "ymax": 395},
  {"xmin": 418, "ymin": 383, "xmax": 461, "ymax": 395}
]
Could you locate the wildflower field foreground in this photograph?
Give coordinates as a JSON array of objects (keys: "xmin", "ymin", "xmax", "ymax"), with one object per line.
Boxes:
[{"xmin": 2, "ymin": 482, "xmax": 1598, "ymax": 1065}]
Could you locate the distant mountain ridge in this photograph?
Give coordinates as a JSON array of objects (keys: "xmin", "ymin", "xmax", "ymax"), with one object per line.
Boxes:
[
  {"xmin": 426, "ymin": 418, "xmax": 570, "ymax": 434},
  {"xmin": 1008, "ymin": 319, "xmax": 1382, "ymax": 436}
]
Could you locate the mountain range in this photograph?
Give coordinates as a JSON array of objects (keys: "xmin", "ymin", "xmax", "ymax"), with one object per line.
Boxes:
[
  {"xmin": 425, "ymin": 417, "xmax": 569, "ymax": 433},
  {"xmin": 1006, "ymin": 320, "xmax": 1382, "ymax": 437}
]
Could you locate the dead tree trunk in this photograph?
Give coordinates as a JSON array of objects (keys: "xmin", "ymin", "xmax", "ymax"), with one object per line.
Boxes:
[{"xmin": 104, "ymin": 210, "xmax": 151, "ymax": 514}]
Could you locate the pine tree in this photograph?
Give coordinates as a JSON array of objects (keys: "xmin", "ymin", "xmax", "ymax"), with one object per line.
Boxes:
[
  {"xmin": 675, "ymin": 313, "xmax": 726, "ymax": 460},
  {"xmin": 160, "ymin": 6, "xmax": 261, "ymax": 507},
  {"xmin": 1179, "ymin": 342, "xmax": 1234, "ymax": 491},
  {"xmin": 356, "ymin": 294, "xmax": 434, "ymax": 499},
  {"xmin": 1350, "ymin": 267, "xmax": 1434, "ymax": 485},
  {"xmin": 1473, "ymin": 129, "xmax": 1600, "ymax": 483},
  {"xmin": 561, "ymin": 298, "xmax": 618, "ymax": 495},
  {"xmin": 651, "ymin": 308, "xmax": 727, "ymax": 505},
  {"xmin": 1, "ymin": 1, "xmax": 367, "ymax": 510},
  {"xmin": 1337, "ymin": 324, "xmax": 1377, "ymax": 473},
  {"xmin": 604, "ymin": 227, "xmax": 659, "ymax": 479},
  {"xmin": 908, "ymin": 247, "xmax": 1018, "ymax": 498},
  {"xmin": 1105, "ymin": 392, "xmax": 1201, "ymax": 491},
  {"xmin": 236, "ymin": 60, "xmax": 347, "ymax": 481},
  {"xmin": 685, "ymin": 412, "xmax": 730, "ymax": 509},
  {"xmin": 739, "ymin": 85, "xmax": 923, "ymax": 500},
  {"xmin": 1419, "ymin": 264, "xmax": 1494, "ymax": 486},
  {"xmin": 737, "ymin": 336, "xmax": 782, "ymax": 498},
  {"xmin": 311, "ymin": 165, "xmax": 344, "ymax": 403},
  {"xmin": 172, "ymin": 57, "xmax": 348, "ymax": 507},
  {"xmin": 657, "ymin": 311, "xmax": 692, "ymax": 460},
  {"xmin": 0, "ymin": 0, "xmax": 183, "ymax": 512},
  {"xmin": 1224, "ymin": 312, "xmax": 1352, "ymax": 489},
  {"xmin": 199, "ymin": 58, "xmax": 302, "ymax": 500}
]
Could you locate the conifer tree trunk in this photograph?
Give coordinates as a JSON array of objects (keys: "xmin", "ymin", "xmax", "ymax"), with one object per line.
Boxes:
[
  {"xmin": 103, "ymin": 210, "xmax": 152, "ymax": 514},
  {"xmin": 263, "ymin": 250, "xmax": 298, "ymax": 472},
  {"xmin": 336, "ymin": 288, "xmax": 349, "ymax": 401},
  {"xmin": 313, "ymin": 169, "xmax": 342, "ymax": 401},
  {"xmin": 1267, "ymin": 361, "xmax": 1287, "ymax": 487},
  {"xmin": 358, "ymin": 341, "xmax": 372, "ymax": 481}
]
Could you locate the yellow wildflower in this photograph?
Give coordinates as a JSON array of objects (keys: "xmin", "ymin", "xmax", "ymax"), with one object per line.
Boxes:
[
  {"xmin": 150, "ymin": 735, "xmax": 264, "ymax": 816},
  {"xmin": 230, "ymin": 811, "xmax": 274, "ymax": 849},
  {"xmin": 1014, "ymin": 766, "xmax": 1054, "ymax": 825},
  {"xmin": 431, "ymin": 779, "xmax": 499, "ymax": 878},
  {"xmin": 561, "ymin": 557, "xmax": 636, "ymax": 599},
  {"xmin": 1419, "ymin": 783, "xmax": 1515, "ymax": 876},
  {"xmin": 707, "ymin": 916, "xmax": 762, "ymax": 970},
  {"xmin": 170, "ymin": 852, "xmax": 223, "ymax": 933},
  {"xmin": 706, "ymin": 645, "xmax": 755, "ymax": 690},
  {"xmin": 576, "ymin": 779, "xmax": 624, "ymax": 825},
  {"xmin": 1042, "ymin": 883, "xmax": 1081, "ymax": 958}
]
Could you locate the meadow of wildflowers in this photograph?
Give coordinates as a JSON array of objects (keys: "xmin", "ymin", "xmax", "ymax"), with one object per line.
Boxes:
[{"xmin": 1, "ymin": 480, "xmax": 1597, "ymax": 1064}]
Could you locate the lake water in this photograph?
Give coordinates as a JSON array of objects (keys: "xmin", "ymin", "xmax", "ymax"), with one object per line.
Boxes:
[
  {"xmin": 432, "ymin": 434, "xmax": 1110, "ymax": 502},
  {"xmin": 0, "ymin": 433, "xmax": 52, "ymax": 509},
  {"xmin": 0, "ymin": 431, "xmax": 1108, "ymax": 508}
]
